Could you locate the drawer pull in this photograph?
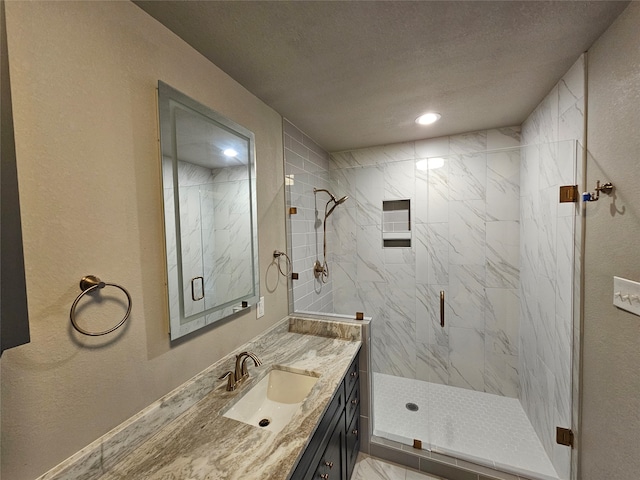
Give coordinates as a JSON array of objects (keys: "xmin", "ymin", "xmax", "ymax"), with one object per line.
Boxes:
[
  {"xmin": 350, "ymin": 371, "xmax": 357, "ymax": 377},
  {"xmin": 324, "ymin": 461, "xmax": 334, "ymax": 469},
  {"xmin": 320, "ymin": 474, "xmax": 329, "ymax": 479},
  {"xmin": 352, "ymin": 429, "xmax": 358, "ymax": 436},
  {"xmin": 351, "ymin": 398, "xmax": 359, "ymax": 405}
]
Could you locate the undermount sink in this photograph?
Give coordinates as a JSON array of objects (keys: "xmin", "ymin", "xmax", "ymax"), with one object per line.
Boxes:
[{"xmin": 222, "ymin": 367, "xmax": 320, "ymax": 434}]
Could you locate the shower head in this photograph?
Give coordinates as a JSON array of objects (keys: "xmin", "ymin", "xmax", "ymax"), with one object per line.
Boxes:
[
  {"xmin": 313, "ymin": 188, "xmax": 349, "ymax": 217},
  {"xmin": 335, "ymin": 195, "xmax": 349, "ymax": 206},
  {"xmin": 325, "ymin": 195, "xmax": 349, "ymax": 218}
]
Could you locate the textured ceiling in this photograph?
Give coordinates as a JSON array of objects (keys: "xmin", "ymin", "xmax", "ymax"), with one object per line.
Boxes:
[{"xmin": 135, "ymin": 1, "xmax": 629, "ymax": 152}]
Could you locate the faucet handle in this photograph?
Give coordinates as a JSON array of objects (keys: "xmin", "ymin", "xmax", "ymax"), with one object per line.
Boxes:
[{"xmin": 219, "ymin": 371, "xmax": 236, "ymax": 391}]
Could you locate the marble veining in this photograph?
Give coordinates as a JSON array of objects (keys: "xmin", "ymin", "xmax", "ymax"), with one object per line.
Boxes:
[
  {"xmin": 520, "ymin": 54, "xmax": 584, "ymax": 480},
  {"xmin": 328, "ymin": 127, "xmax": 524, "ymax": 397},
  {"xmin": 351, "ymin": 454, "xmax": 441, "ymax": 480},
  {"xmin": 37, "ymin": 317, "xmax": 361, "ymax": 480},
  {"xmin": 166, "ymin": 159, "xmax": 255, "ymax": 325},
  {"xmin": 288, "ymin": 316, "xmax": 362, "ymax": 341}
]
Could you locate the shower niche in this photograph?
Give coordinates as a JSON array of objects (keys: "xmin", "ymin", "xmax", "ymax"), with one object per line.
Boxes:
[{"xmin": 382, "ymin": 199, "xmax": 411, "ymax": 248}]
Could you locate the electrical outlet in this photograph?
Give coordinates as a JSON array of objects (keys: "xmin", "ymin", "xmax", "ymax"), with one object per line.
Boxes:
[{"xmin": 257, "ymin": 296, "xmax": 265, "ymax": 319}]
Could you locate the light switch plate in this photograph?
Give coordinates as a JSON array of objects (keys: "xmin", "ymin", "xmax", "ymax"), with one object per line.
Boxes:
[
  {"xmin": 257, "ymin": 296, "xmax": 265, "ymax": 319},
  {"xmin": 613, "ymin": 276, "xmax": 640, "ymax": 317}
]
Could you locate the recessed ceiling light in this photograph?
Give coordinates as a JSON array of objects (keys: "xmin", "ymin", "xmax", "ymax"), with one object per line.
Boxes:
[
  {"xmin": 223, "ymin": 148, "xmax": 238, "ymax": 157},
  {"xmin": 416, "ymin": 157, "xmax": 445, "ymax": 171},
  {"xmin": 415, "ymin": 112, "xmax": 441, "ymax": 125}
]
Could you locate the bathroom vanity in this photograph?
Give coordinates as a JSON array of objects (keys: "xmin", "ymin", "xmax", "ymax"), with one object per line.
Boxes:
[
  {"xmin": 291, "ymin": 352, "xmax": 360, "ymax": 480},
  {"xmin": 36, "ymin": 316, "xmax": 366, "ymax": 480}
]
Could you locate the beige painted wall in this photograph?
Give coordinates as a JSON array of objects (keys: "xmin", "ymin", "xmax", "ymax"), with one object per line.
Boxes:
[
  {"xmin": 582, "ymin": 3, "xmax": 640, "ymax": 479},
  {"xmin": 1, "ymin": 2, "xmax": 288, "ymax": 479}
]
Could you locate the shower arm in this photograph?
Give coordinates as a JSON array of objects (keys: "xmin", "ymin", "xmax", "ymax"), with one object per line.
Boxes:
[{"xmin": 313, "ymin": 188, "xmax": 337, "ymax": 203}]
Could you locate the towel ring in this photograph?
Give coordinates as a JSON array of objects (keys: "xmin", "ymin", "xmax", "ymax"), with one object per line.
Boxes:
[
  {"xmin": 273, "ymin": 250, "xmax": 292, "ymax": 277},
  {"xmin": 69, "ymin": 275, "xmax": 132, "ymax": 336}
]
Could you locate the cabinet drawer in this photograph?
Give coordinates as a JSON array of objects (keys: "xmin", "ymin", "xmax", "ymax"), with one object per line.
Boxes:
[
  {"xmin": 345, "ymin": 376, "xmax": 360, "ymax": 427},
  {"xmin": 344, "ymin": 353, "xmax": 359, "ymax": 399}
]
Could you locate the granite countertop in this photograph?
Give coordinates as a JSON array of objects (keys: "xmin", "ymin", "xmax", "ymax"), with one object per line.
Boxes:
[{"xmin": 74, "ymin": 317, "xmax": 362, "ymax": 480}]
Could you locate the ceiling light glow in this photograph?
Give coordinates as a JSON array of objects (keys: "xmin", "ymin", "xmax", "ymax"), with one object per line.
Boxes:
[
  {"xmin": 223, "ymin": 148, "xmax": 238, "ymax": 157},
  {"xmin": 415, "ymin": 112, "xmax": 441, "ymax": 125}
]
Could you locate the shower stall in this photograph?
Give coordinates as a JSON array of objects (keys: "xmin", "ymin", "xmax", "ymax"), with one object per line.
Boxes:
[{"xmin": 284, "ymin": 121, "xmax": 582, "ymax": 480}]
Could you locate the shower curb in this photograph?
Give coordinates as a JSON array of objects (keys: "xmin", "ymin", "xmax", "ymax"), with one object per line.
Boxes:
[{"xmin": 368, "ymin": 435, "xmax": 533, "ymax": 480}]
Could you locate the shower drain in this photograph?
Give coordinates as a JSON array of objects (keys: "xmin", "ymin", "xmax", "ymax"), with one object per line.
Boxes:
[{"xmin": 405, "ymin": 402, "xmax": 419, "ymax": 412}]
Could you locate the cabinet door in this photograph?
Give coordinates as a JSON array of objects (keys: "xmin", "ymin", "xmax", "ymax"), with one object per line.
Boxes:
[{"xmin": 345, "ymin": 410, "xmax": 360, "ymax": 479}]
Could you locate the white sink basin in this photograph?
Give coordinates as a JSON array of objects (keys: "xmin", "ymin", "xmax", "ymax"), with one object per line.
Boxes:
[{"xmin": 222, "ymin": 367, "xmax": 320, "ymax": 434}]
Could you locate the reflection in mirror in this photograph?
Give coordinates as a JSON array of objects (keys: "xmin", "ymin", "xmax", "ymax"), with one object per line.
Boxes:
[{"xmin": 158, "ymin": 81, "xmax": 259, "ymax": 340}]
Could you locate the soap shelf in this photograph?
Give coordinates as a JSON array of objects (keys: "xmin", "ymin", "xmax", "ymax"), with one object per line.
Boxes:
[{"xmin": 382, "ymin": 231, "xmax": 411, "ymax": 240}]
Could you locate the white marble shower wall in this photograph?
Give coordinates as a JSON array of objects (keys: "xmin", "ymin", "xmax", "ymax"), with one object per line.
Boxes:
[
  {"xmin": 176, "ymin": 160, "xmax": 214, "ymax": 318},
  {"xmin": 208, "ymin": 166, "xmax": 254, "ymax": 308},
  {"xmin": 284, "ymin": 119, "xmax": 334, "ymax": 314},
  {"xmin": 170, "ymin": 160, "xmax": 253, "ymax": 318},
  {"xmin": 329, "ymin": 128, "xmax": 522, "ymax": 397},
  {"xmin": 519, "ymin": 55, "xmax": 585, "ymax": 480}
]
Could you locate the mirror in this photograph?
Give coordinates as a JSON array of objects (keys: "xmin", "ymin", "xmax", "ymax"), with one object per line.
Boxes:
[{"xmin": 157, "ymin": 81, "xmax": 259, "ymax": 341}]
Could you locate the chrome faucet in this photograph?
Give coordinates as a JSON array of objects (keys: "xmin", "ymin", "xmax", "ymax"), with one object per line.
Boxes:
[{"xmin": 218, "ymin": 351, "xmax": 262, "ymax": 391}]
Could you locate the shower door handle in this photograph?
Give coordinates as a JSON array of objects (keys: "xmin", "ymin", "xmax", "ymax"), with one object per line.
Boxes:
[
  {"xmin": 191, "ymin": 276, "xmax": 204, "ymax": 301},
  {"xmin": 440, "ymin": 291, "xmax": 445, "ymax": 327}
]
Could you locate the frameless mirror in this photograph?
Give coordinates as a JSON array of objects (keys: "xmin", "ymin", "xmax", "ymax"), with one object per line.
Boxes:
[{"xmin": 157, "ymin": 81, "xmax": 259, "ymax": 341}]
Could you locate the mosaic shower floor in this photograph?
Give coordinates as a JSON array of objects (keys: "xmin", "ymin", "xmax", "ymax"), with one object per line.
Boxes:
[{"xmin": 373, "ymin": 373, "xmax": 560, "ymax": 480}]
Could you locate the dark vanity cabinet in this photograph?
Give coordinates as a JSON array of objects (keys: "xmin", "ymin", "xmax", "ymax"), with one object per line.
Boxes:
[
  {"xmin": 291, "ymin": 351, "xmax": 361, "ymax": 480},
  {"xmin": 344, "ymin": 356, "xmax": 360, "ymax": 480}
]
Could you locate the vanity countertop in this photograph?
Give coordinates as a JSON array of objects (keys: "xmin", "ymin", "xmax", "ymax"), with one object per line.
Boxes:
[{"xmin": 48, "ymin": 317, "xmax": 362, "ymax": 480}]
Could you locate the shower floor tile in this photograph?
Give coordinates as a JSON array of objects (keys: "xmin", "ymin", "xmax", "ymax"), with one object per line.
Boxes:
[{"xmin": 373, "ymin": 373, "xmax": 560, "ymax": 480}]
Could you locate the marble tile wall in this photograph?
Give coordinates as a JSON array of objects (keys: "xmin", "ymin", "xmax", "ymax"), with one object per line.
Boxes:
[
  {"xmin": 168, "ymin": 161, "xmax": 254, "ymax": 319},
  {"xmin": 176, "ymin": 160, "xmax": 213, "ymax": 318},
  {"xmin": 520, "ymin": 55, "xmax": 585, "ymax": 480},
  {"xmin": 329, "ymin": 128, "xmax": 521, "ymax": 397},
  {"xmin": 282, "ymin": 56, "xmax": 583, "ymax": 478},
  {"xmin": 284, "ymin": 119, "xmax": 335, "ymax": 314},
  {"xmin": 208, "ymin": 166, "xmax": 254, "ymax": 308}
]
